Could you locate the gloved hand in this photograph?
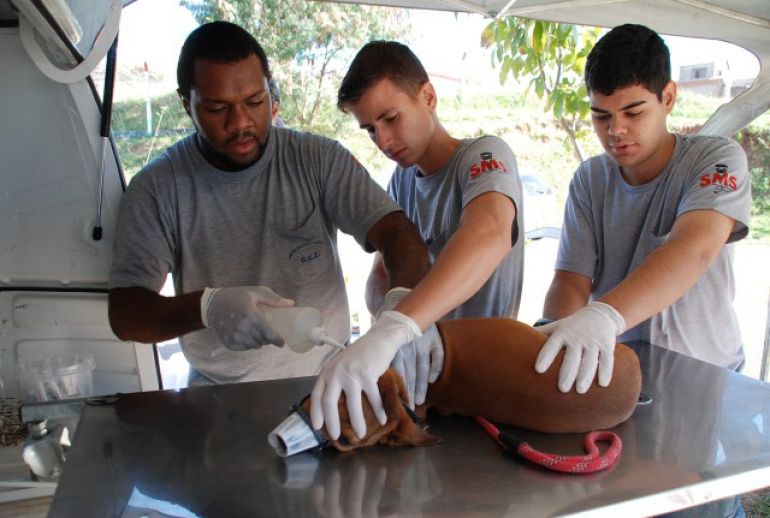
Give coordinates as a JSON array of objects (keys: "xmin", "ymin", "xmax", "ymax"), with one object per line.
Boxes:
[
  {"xmin": 390, "ymin": 324, "xmax": 444, "ymax": 408},
  {"xmin": 378, "ymin": 287, "xmax": 412, "ymax": 316},
  {"xmin": 201, "ymin": 286, "xmax": 294, "ymax": 351},
  {"xmin": 379, "ymin": 287, "xmax": 445, "ymax": 407},
  {"xmin": 534, "ymin": 301, "xmax": 625, "ymax": 394},
  {"xmin": 310, "ymin": 310, "xmax": 421, "ymax": 440}
]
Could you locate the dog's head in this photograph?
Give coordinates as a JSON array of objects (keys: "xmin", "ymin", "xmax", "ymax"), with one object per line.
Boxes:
[{"xmin": 300, "ymin": 369, "xmax": 440, "ymax": 451}]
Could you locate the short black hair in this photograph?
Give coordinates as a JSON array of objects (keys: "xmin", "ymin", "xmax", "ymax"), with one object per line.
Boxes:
[
  {"xmin": 338, "ymin": 41, "xmax": 429, "ymax": 112},
  {"xmin": 177, "ymin": 21, "xmax": 271, "ymax": 98},
  {"xmin": 585, "ymin": 24, "xmax": 670, "ymax": 100}
]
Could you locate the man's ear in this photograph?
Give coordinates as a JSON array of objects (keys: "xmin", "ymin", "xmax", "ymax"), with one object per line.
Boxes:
[
  {"xmin": 420, "ymin": 82, "xmax": 437, "ymax": 110},
  {"xmin": 662, "ymin": 80, "xmax": 677, "ymax": 114},
  {"xmin": 178, "ymin": 89, "xmax": 192, "ymax": 117}
]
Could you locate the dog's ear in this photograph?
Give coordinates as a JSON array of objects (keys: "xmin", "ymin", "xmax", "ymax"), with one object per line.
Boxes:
[
  {"xmin": 377, "ymin": 370, "xmax": 441, "ymax": 447},
  {"xmin": 379, "ymin": 418, "xmax": 441, "ymax": 447}
]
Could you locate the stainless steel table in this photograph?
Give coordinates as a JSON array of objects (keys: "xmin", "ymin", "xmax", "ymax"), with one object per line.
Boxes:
[{"xmin": 49, "ymin": 343, "xmax": 770, "ymax": 517}]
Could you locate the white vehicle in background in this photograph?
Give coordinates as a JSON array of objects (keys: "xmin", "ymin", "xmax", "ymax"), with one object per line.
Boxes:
[{"xmin": 519, "ymin": 171, "xmax": 562, "ymax": 239}]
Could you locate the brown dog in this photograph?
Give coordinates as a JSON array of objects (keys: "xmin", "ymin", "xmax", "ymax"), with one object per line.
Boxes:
[{"xmin": 300, "ymin": 318, "xmax": 642, "ymax": 451}]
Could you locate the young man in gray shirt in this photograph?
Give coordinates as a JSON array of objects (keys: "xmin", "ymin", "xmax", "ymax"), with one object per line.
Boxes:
[
  {"xmin": 535, "ymin": 27, "xmax": 751, "ymax": 517},
  {"xmin": 534, "ymin": 24, "xmax": 751, "ymax": 395},
  {"xmin": 311, "ymin": 41, "xmax": 524, "ymax": 440},
  {"xmin": 108, "ymin": 22, "xmax": 429, "ymax": 385}
]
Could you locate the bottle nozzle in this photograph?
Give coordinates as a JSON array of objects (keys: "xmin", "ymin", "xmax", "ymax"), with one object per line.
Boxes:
[{"xmin": 310, "ymin": 327, "xmax": 346, "ymax": 350}]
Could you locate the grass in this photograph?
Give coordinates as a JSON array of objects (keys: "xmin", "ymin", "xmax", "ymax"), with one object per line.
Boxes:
[
  {"xmin": 115, "ymin": 134, "xmax": 186, "ymax": 181},
  {"xmin": 751, "ymin": 213, "xmax": 770, "ymax": 242},
  {"xmin": 112, "ymin": 92, "xmax": 190, "ymax": 134},
  {"xmin": 742, "ymin": 487, "xmax": 770, "ymax": 517}
]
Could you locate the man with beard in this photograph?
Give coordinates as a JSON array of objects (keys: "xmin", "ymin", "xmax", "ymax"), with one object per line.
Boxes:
[{"xmin": 108, "ymin": 22, "xmax": 429, "ymax": 386}]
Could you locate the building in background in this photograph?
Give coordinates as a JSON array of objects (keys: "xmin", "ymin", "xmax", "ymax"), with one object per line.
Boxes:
[{"xmin": 677, "ymin": 60, "xmax": 755, "ymax": 98}]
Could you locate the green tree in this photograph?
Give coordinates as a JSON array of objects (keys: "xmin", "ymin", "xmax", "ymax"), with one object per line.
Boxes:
[
  {"xmin": 181, "ymin": 0, "xmax": 408, "ymax": 135},
  {"xmin": 482, "ymin": 18, "xmax": 600, "ymax": 163},
  {"xmin": 735, "ymin": 128, "xmax": 770, "ymax": 214}
]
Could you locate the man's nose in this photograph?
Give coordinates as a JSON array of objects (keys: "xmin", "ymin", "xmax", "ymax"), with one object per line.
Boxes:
[
  {"xmin": 226, "ymin": 103, "xmax": 254, "ymax": 132},
  {"xmin": 607, "ymin": 118, "xmax": 627, "ymax": 137},
  {"xmin": 374, "ymin": 126, "xmax": 393, "ymax": 153}
]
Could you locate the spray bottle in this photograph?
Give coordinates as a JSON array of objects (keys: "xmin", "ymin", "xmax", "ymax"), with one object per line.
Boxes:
[{"xmin": 211, "ymin": 306, "xmax": 345, "ymax": 357}]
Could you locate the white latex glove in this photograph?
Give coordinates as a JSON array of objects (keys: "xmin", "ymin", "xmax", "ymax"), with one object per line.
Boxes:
[
  {"xmin": 310, "ymin": 310, "xmax": 421, "ymax": 440},
  {"xmin": 201, "ymin": 286, "xmax": 294, "ymax": 351},
  {"xmin": 378, "ymin": 287, "xmax": 412, "ymax": 315},
  {"xmin": 534, "ymin": 301, "xmax": 625, "ymax": 394},
  {"xmin": 390, "ymin": 324, "xmax": 444, "ymax": 408}
]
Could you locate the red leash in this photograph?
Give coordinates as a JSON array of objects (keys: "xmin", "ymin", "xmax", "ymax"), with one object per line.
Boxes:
[{"xmin": 475, "ymin": 416, "xmax": 622, "ymax": 474}]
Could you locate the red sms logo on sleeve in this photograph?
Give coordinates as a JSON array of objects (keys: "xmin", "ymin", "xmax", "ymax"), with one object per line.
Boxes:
[
  {"xmin": 700, "ymin": 163, "xmax": 737, "ymax": 193},
  {"xmin": 469, "ymin": 152, "xmax": 509, "ymax": 180}
]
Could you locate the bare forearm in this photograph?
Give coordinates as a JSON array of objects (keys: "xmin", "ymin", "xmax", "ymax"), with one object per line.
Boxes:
[
  {"xmin": 600, "ymin": 210, "xmax": 734, "ymax": 329},
  {"xmin": 600, "ymin": 239, "xmax": 714, "ymax": 329},
  {"xmin": 395, "ymin": 193, "xmax": 516, "ymax": 329},
  {"xmin": 397, "ymin": 222, "xmax": 511, "ymax": 329},
  {"xmin": 108, "ymin": 287, "xmax": 204, "ymax": 343},
  {"xmin": 543, "ymin": 270, "xmax": 591, "ymax": 320}
]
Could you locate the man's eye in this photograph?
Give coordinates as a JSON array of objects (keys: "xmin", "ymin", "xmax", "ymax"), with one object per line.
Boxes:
[
  {"xmin": 626, "ymin": 111, "xmax": 641, "ymax": 118},
  {"xmin": 592, "ymin": 113, "xmax": 610, "ymax": 121},
  {"xmin": 207, "ymin": 106, "xmax": 226, "ymax": 114},
  {"xmin": 385, "ymin": 114, "xmax": 398, "ymax": 122},
  {"xmin": 248, "ymin": 99, "xmax": 264, "ymax": 107}
]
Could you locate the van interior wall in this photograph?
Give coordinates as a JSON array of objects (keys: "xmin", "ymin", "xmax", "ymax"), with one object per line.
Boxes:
[{"xmin": 0, "ymin": 27, "xmax": 159, "ymax": 401}]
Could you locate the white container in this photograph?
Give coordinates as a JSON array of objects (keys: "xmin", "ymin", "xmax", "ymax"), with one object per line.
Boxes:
[
  {"xmin": 18, "ymin": 353, "xmax": 95, "ymax": 403},
  {"xmin": 210, "ymin": 306, "xmax": 346, "ymax": 357},
  {"xmin": 261, "ymin": 306, "xmax": 323, "ymax": 353}
]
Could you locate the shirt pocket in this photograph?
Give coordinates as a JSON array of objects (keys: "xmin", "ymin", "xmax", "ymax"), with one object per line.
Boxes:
[{"xmin": 270, "ymin": 212, "xmax": 333, "ymax": 286}]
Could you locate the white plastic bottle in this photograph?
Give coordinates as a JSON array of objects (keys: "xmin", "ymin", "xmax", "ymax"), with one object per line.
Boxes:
[
  {"xmin": 261, "ymin": 306, "xmax": 345, "ymax": 353},
  {"xmin": 210, "ymin": 306, "xmax": 345, "ymax": 357}
]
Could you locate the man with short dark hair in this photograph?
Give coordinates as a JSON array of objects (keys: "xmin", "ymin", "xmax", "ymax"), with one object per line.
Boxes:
[
  {"xmin": 534, "ymin": 24, "xmax": 751, "ymax": 396},
  {"xmin": 310, "ymin": 41, "xmax": 524, "ymax": 440},
  {"xmin": 108, "ymin": 22, "xmax": 429, "ymax": 385}
]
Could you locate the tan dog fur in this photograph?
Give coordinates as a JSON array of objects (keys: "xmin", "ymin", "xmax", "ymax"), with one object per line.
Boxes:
[{"xmin": 301, "ymin": 318, "xmax": 642, "ymax": 450}]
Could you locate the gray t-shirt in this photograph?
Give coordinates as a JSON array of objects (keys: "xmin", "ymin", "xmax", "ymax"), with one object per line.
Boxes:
[
  {"xmin": 388, "ymin": 136, "xmax": 525, "ymax": 320},
  {"xmin": 110, "ymin": 126, "xmax": 401, "ymax": 383},
  {"xmin": 556, "ymin": 134, "xmax": 751, "ymax": 369}
]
